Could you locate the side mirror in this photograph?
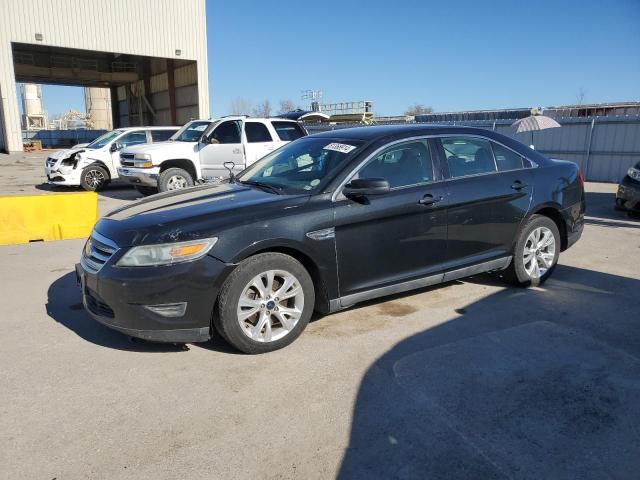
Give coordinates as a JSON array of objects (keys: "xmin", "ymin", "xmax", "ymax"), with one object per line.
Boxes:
[
  {"xmin": 343, "ymin": 178, "xmax": 390, "ymax": 199},
  {"xmin": 109, "ymin": 143, "xmax": 119, "ymax": 152}
]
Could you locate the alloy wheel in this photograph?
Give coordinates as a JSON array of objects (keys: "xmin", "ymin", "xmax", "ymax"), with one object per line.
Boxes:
[
  {"xmin": 237, "ymin": 269, "xmax": 304, "ymax": 343},
  {"xmin": 85, "ymin": 169, "xmax": 105, "ymax": 189},
  {"xmin": 523, "ymin": 226, "xmax": 556, "ymax": 279},
  {"xmin": 166, "ymin": 175, "xmax": 188, "ymax": 190}
]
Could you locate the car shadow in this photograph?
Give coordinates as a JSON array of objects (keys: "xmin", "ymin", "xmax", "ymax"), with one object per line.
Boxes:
[
  {"xmin": 337, "ymin": 264, "xmax": 640, "ymax": 479},
  {"xmin": 46, "ymin": 271, "xmax": 218, "ymax": 352},
  {"xmin": 35, "ymin": 182, "xmax": 143, "ymax": 201}
]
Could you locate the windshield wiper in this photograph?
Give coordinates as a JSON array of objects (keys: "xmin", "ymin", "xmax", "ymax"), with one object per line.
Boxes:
[{"xmin": 237, "ymin": 180, "xmax": 283, "ymax": 195}]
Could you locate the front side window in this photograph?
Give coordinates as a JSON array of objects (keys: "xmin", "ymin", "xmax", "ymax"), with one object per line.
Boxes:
[
  {"xmin": 245, "ymin": 122, "xmax": 273, "ymax": 143},
  {"xmin": 236, "ymin": 137, "xmax": 365, "ymax": 194},
  {"xmin": 211, "ymin": 120, "xmax": 242, "ymax": 144},
  {"xmin": 441, "ymin": 137, "xmax": 497, "ymax": 178},
  {"xmin": 491, "ymin": 142, "xmax": 525, "ymax": 171},
  {"xmin": 271, "ymin": 121, "xmax": 306, "ymax": 141},
  {"xmin": 356, "ymin": 140, "xmax": 433, "ymax": 188},
  {"xmin": 117, "ymin": 131, "xmax": 148, "ymax": 149},
  {"xmin": 150, "ymin": 129, "xmax": 177, "ymax": 142}
]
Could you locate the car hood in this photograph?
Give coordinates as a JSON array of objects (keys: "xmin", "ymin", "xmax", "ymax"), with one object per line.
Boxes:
[
  {"xmin": 47, "ymin": 146, "xmax": 87, "ymax": 160},
  {"xmin": 94, "ymin": 183, "xmax": 310, "ymax": 247},
  {"xmin": 122, "ymin": 141, "xmax": 194, "ymax": 155}
]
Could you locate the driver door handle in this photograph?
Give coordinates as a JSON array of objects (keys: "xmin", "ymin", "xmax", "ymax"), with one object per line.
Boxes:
[
  {"xmin": 511, "ymin": 180, "xmax": 528, "ymax": 190},
  {"xmin": 419, "ymin": 194, "xmax": 443, "ymax": 206}
]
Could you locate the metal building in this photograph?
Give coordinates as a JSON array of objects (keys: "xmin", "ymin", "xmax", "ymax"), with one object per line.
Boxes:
[{"xmin": 0, "ymin": 0, "xmax": 209, "ymax": 153}]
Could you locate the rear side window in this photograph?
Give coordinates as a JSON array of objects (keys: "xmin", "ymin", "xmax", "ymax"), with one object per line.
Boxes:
[
  {"xmin": 491, "ymin": 142, "xmax": 524, "ymax": 171},
  {"xmin": 440, "ymin": 137, "xmax": 497, "ymax": 178},
  {"xmin": 117, "ymin": 131, "xmax": 148, "ymax": 149},
  {"xmin": 245, "ymin": 122, "xmax": 273, "ymax": 143},
  {"xmin": 150, "ymin": 129, "xmax": 177, "ymax": 142},
  {"xmin": 271, "ymin": 121, "xmax": 306, "ymax": 141}
]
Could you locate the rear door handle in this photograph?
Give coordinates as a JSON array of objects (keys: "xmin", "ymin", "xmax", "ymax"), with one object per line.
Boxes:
[
  {"xmin": 511, "ymin": 180, "xmax": 528, "ymax": 190},
  {"xmin": 419, "ymin": 194, "xmax": 443, "ymax": 206}
]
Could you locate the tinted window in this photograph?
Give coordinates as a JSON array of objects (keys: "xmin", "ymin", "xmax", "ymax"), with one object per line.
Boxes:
[
  {"xmin": 245, "ymin": 122, "xmax": 273, "ymax": 143},
  {"xmin": 211, "ymin": 120, "xmax": 242, "ymax": 144},
  {"xmin": 171, "ymin": 121, "xmax": 210, "ymax": 142},
  {"xmin": 150, "ymin": 129, "xmax": 177, "ymax": 142},
  {"xmin": 118, "ymin": 131, "xmax": 148, "ymax": 148},
  {"xmin": 271, "ymin": 121, "xmax": 306, "ymax": 141},
  {"xmin": 441, "ymin": 137, "xmax": 497, "ymax": 178},
  {"xmin": 491, "ymin": 142, "xmax": 524, "ymax": 171},
  {"xmin": 86, "ymin": 130, "xmax": 123, "ymax": 149},
  {"xmin": 357, "ymin": 140, "xmax": 433, "ymax": 188}
]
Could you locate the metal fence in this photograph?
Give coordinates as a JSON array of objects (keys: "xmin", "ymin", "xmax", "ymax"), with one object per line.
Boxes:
[{"xmin": 307, "ymin": 116, "xmax": 640, "ymax": 182}]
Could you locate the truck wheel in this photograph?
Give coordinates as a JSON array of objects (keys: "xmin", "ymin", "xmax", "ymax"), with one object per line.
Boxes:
[
  {"xmin": 214, "ymin": 253, "xmax": 315, "ymax": 354},
  {"xmin": 503, "ymin": 214, "xmax": 560, "ymax": 287},
  {"xmin": 158, "ymin": 167, "xmax": 194, "ymax": 192},
  {"xmin": 80, "ymin": 164, "xmax": 109, "ymax": 191},
  {"xmin": 135, "ymin": 186, "xmax": 158, "ymax": 196}
]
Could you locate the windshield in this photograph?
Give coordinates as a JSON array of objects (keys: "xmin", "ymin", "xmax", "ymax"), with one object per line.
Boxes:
[
  {"xmin": 236, "ymin": 137, "xmax": 365, "ymax": 194},
  {"xmin": 86, "ymin": 130, "xmax": 124, "ymax": 149},
  {"xmin": 170, "ymin": 120, "xmax": 213, "ymax": 142}
]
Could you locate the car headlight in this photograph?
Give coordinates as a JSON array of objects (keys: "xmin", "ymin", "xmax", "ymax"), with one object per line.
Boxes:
[
  {"xmin": 133, "ymin": 154, "xmax": 153, "ymax": 168},
  {"xmin": 116, "ymin": 237, "xmax": 218, "ymax": 267},
  {"xmin": 134, "ymin": 153, "xmax": 151, "ymax": 161},
  {"xmin": 627, "ymin": 166, "xmax": 640, "ymax": 181}
]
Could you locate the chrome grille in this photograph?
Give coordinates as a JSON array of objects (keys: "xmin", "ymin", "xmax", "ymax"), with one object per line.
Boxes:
[
  {"xmin": 120, "ymin": 153, "xmax": 135, "ymax": 167},
  {"xmin": 81, "ymin": 232, "xmax": 118, "ymax": 273}
]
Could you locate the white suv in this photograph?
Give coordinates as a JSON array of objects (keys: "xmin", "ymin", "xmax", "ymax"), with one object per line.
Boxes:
[
  {"xmin": 44, "ymin": 126, "xmax": 179, "ymax": 191},
  {"xmin": 117, "ymin": 117, "xmax": 307, "ymax": 193}
]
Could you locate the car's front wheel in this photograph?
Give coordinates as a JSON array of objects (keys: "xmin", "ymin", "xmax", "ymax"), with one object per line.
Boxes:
[
  {"xmin": 158, "ymin": 167, "xmax": 194, "ymax": 192},
  {"xmin": 504, "ymin": 214, "xmax": 560, "ymax": 287},
  {"xmin": 214, "ymin": 253, "xmax": 315, "ymax": 354},
  {"xmin": 80, "ymin": 164, "xmax": 109, "ymax": 191}
]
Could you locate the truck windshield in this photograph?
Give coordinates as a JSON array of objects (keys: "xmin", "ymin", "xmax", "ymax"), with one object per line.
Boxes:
[
  {"xmin": 170, "ymin": 121, "xmax": 212, "ymax": 142},
  {"xmin": 236, "ymin": 137, "xmax": 365, "ymax": 194},
  {"xmin": 86, "ymin": 130, "xmax": 124, "ymax": 149}
]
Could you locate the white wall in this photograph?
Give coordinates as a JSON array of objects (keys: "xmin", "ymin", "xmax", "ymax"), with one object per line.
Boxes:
[{"xmin": 0, "ymin": 0, "xmax": 209, "ymax": 152}]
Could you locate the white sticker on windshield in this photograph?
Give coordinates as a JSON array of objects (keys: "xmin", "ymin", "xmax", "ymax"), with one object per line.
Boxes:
[{"xmin": 323, "ymin": 142, "xmax": 357, "ymax": 154}]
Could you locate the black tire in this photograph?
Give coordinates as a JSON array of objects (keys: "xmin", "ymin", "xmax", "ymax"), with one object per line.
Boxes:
[
  {"xmin": 80, "ymin": 164, "xmax": 110, "ymax": 191},
  {"xmin": 614, "ymin": 197, "xmax": 626, "ymax": 211},
  {"xmin": 158, "ymin": 167, "xmax": 194, "ymax": 192},
  {"xmin": 135, "ymin": 186, "xmax": 158, "ymax": 196},
  {"xmin": 503, "ymin": 214, "xmax": 561, "ymax": 287},
  {"xmin": 214, "ymin": 253, "xmax": 315, "ymax": 354}
]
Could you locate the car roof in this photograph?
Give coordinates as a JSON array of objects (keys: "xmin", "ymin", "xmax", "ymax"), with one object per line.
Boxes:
[{"xmin": 117, "ymin": 126, "xmax": 179, "ymax": 131}]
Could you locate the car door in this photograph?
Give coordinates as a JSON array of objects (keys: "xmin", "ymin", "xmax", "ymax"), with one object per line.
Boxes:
[
  {"xmin": 436, "ymin": 135, "xmax": 533, "ymax": 270},
  {"xmin": 333, "ymin": 138, "xmax": 448, "ymax": 298},
  {"xmin": 199, "ymin": 120, "xmax": 245, "ymax": 178},
  {"xmin": 244, "ymin": 121, "xmax": 277, "ymax": 166}
]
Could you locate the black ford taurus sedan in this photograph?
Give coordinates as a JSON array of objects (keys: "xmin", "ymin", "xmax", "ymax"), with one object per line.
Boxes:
[{"xmin": 77, "ymin": 125, "xmax": 585, "ymax": 353}]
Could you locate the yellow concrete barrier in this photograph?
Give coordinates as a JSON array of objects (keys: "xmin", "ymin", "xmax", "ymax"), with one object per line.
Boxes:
[{"xmin": 0, "ymin": 192, "xmax": 98, "ymax": 245}]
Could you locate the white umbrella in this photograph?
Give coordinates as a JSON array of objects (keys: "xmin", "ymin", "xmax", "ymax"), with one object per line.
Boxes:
[{"xmin": 511, "ymin": 111, "xmax": 561, "ymax": 149}]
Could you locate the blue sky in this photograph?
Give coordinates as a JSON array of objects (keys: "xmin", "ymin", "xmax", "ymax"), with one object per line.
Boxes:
[{"xmin": 29, "ymin": 0, "xmax": 640, "ymax": 118}]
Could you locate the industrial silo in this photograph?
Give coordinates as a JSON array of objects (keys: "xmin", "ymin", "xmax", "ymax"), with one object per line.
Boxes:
[{"xmin": 84, "ymin": 87, "xmax": 113, "ymax": 130}]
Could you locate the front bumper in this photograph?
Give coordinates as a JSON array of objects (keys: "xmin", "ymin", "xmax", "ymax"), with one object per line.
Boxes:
[
  {"xmin": 117, "ymin": 167, "xmax": 159, "ymax": 187},
  {"xmin": 616, "ymin": 176, "xmax": 640, "ymax": 211},
  {"xmin": 76, "ymin": 252, "xmax": 234, "ymax": 343},
  {"xmin": 45, "ymin": 164, "xmax": 81, "ymax": 186}
]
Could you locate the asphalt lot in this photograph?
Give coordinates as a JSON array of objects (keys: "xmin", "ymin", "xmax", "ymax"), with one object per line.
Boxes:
[{"xmin": 1, "ymin": 151, "xmax": 639, "ymax": 479}]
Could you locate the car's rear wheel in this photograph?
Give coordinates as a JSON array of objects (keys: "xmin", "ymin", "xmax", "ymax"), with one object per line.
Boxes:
[
  {"xmin": 503, "ymin": 214, "xmax": 560, "ymax": 287},
  {"xmin": 158, "ymin": 167, "xmax": 194, "ymax": 192},
  {"xmin": 615, "ymin": 197, "xmax": 626, "ymax": 211},
  {"xmin": 214, "ymin": 253, "xmax": 315, "ymax": 354},
  {"xmin": 80, "ymin": 164, "xmax": 109, "ymax": 191}
]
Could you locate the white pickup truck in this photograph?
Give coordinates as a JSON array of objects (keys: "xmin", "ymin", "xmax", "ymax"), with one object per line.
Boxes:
[
  {"xmin": 44, "ymin": 126, "xmax": 179, "ymax": 191},
  {"xmin": 117, "ymin": 116, "xmax": 307, "ymax": 193}
]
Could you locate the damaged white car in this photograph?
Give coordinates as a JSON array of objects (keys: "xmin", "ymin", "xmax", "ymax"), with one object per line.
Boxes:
[{"xmin": 44, "ymin": 126, "xmax": 178, "ymax": 191}]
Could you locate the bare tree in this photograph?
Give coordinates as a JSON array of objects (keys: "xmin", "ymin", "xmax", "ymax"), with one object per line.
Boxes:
[
  {"xmin": 404, "ymin": 104, "xmax": 434, "ymax": 116},
  {"xmin": 278, "ymin": 99, "xmax": 299, "ymax": 114},
  {"xmin": 229, "ymin": 98, "xmax": 253, "ymax": 115},
  {"xmin": 252, "ymin": 99, "xmax": 272, "ymax": 117},
  {"xmin": 576, "ymin": 87, "xmax": 586, "ymax": 105}
]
